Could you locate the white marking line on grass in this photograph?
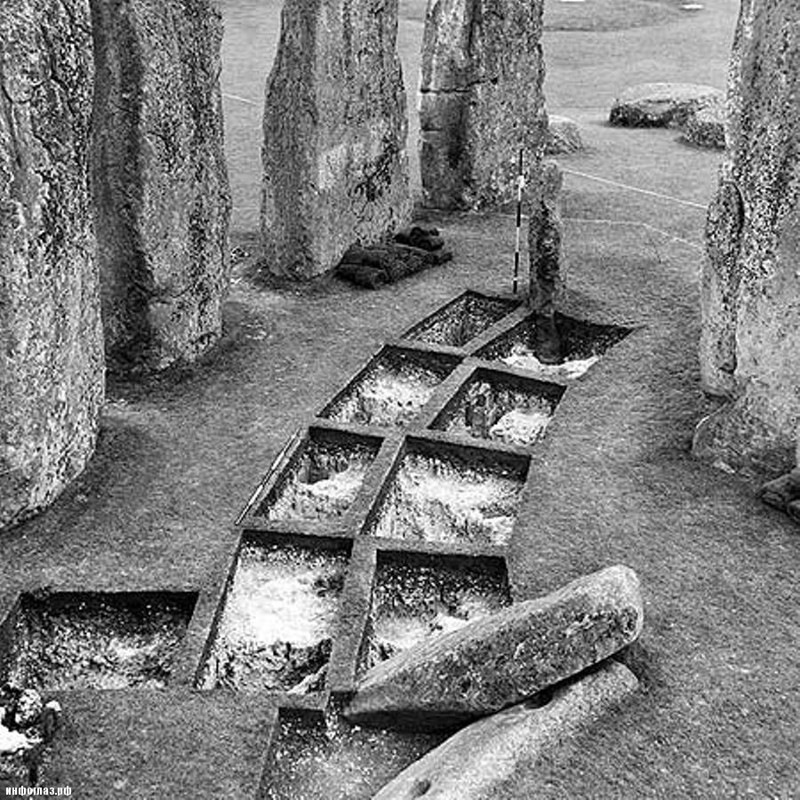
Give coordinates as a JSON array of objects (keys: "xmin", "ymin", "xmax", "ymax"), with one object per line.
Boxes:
[
  {"xmin": 562, "ymin": 217, "xmax": 704, "ymax": 252},
  {"xmin": 560, "ymin": 167, "xmax": 709, "ymax": 210},
  {"xmin": 223, "ymin": 92, "xmax": 260, "ymax": 107}
]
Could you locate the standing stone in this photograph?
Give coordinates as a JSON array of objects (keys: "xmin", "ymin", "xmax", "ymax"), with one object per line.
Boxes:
[
  {"xmin": 261, "ymin": 0, "xmax": 411, "ymax": 279},
  {"xmin": 419, "ymin": 0, "xmax": 547, "ymax": 210},
  {"xmin": 695, "ymin": 1, "xmax": 800, "ymax": 475},
  {"xmin": 0, "ymin": 0, "xmax": 104, "ymax": 529},
  {"xmin": 373, "ymin": 661, "xmax": 638, "ymax": 800},
  {"xmin": 345, "ymin": 565, "xmax": 643, "ymax": 731},
  {"xmin": 91, "ymin": 0, "xmax": 231, "ymax": 373}
]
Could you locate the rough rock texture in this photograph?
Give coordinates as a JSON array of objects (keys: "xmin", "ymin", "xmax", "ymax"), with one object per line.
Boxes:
[
  {"xmin": 609, "ymin": 82, "xmax": 724, "ymax": 128},
  {"xmin": 0, "ymin": 0, "xmax": 104, "ymax": 529},
  {"xmin": 681, "ymin": 98, "xmax": 726, "ymax": 150},
  {"xmin": 546, "ymin": 115, "xmax": 585, "ymax": 156},
  {"xmin": 694, "ymin": 1, "xmax": 800, "ymax": 475},
  {"xmin": 91, "ymin": 0, "xmax": 231, "ymax": 373},
  {"xmin": 345, "ymin": 565, "xmax": 643, "ymax": 731},
  {"xmin": 529, "ymin": 160, "xmax": 564, "ymax": 318},
  {"xmin": 261, "ymin": 0, "xmax": 411, "ymax": 279},
  {"xmin": 373, "ymin": 661, "xmax": 638, "ymax": 800},
  {"xmin": 419, "ymin": 0, "xmax": 547, "ymax": 210}
]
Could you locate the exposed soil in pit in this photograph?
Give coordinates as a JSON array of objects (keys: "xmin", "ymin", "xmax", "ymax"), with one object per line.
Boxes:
[
  {"xmin": 477, "ymin": 314, "xmax": 632, "ymax": 381},
  {"xmin": 402, "ymin": 292, "xmax": 518, "ymax": 348},
  {"xmin": 4, "ymin": 593, "xmax": 195, "ymax": 692},
  {"xmin": 259, "ymin": 711, "xmax": 447, "ymax": 800},
  {"xmin": 200, "ymin": 542, "xmax": 348, "ymax": 692},
  {"xmin": 363, "ymin": 557, "xmax": 511, "ymax": 670},
  {"xmin": 260, "ymin": 438, "xmax": 378, "ymax": 522},
  {"xmin": 322, "ymin": 351, "xmax": 457, "ymax": 428},
  {"xmin": 369, "ymin": 450, "xmax": 526, "ymax": 546},
  {"xmin": 435, "ymin": 377, "xmax": 564, "ymax": 446}
]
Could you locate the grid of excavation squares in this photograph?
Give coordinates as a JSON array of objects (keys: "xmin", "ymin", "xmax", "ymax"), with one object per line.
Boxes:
[
  {"xmin": 256, "ymin": 428, "xmax": 381, "ymax": 523},
  {"xmin": 430, "ymin": 367, "xmax": 566, "ymax": 447},
  {"xmin": 361, "ymin": 551, "xmax": 511, "ymax": 672},
  {"xmin": 401, "ymin": 290, "xmax": 520, "ymax": 348},
  {"xmin": 198, "ymin": 533, "xmax": 350, "ymax": 693},
  {"xmin": 0, "ymin": 591, "xmax": 196, "ymax": 691},
  {"xmin": 319, "ymin": 346, "xmax": 462, "ymax": 429},
  {"xmin": 364, "ymin": 437, "xmax": 530, "ymax": 548}
]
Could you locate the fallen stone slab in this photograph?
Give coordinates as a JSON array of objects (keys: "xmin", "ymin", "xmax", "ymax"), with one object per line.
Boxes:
[
  {"xmin": 682, "ymin": 98, "xmax": 725, "ymax": 150},
  {"xmin": 336, "ymin": 242, "xmax": 453, "ymax": 288},
  {"xmin": 262, "ymin": 0, "xmax": 411, "ymax": 278},
  {"xmin": 394, "ymin": 226, "xmax": 445, "ymax": 252},
  {"xmin": 757, "ymin": 467, "xmax": 800, "ymax": 512},
  {"xmin": 345, "ymin": 564, "xmax": 642, "ymax": 730},
  {"xmin": 610, "ymin": 82, "xmax": 724, "ymax": 128},
  {"xmin": 0, "ymin": 0, "xmax": 104, "ymax": 530},
  {"xmin": 91, "ymin": 0, "xmax": 231, "ymax": 373},
  {"xmin": 373, "ymin": 660, "xmax": 638, "ymax": 800},
  {"xmin": 546, "ymin": 115, "xmax": 585, "ymax": 155}
]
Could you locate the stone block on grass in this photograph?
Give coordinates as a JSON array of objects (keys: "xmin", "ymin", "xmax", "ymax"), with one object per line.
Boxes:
[
  {"xmin": 373, "ymin": 660, "xmax": 638, "ymax": 800},
  {"xmin": 345, "ymin": 564, "xmax": 643, "ymax": 730},
  {"xmin": 0, "ymin": 0, "xmax": 104, "ymax": 529},
  {"xmin": 91, "ymin": 0, "xmax": 231, "ymax": 373},
  {"xmin": 681, "ymin": 98, "xmax": 725, "ymax": 150},
  {"xmin": 545, "ymin": 115, "xmax": 585, "ymax": 155},
  {"xmin": 261, "ymin": 0, "xmax": 411, "ymax": 279},
  {"xmin": 610, "ymin": 82, "xmax": 724, "ymax": 128}
]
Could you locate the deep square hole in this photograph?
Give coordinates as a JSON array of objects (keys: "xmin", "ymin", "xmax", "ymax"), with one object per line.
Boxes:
[
  {"xmin": 366, "ymin": 438, "xmax": 528, "ymax": 547},
  {"xmin": 361, "ymin": 551, "xmax": 511, "ymax": 671},
  {"xmin": 401, "ymin": 291, "xmax": 520, "ymax": 348},
  {"xmin": 475, "ymin": 312, "xmax": 633, "ymax": 380},
  {"xmin": 257, "ymin": 429, "xmax": 381, "ymax": 522},
  {"xmin": 198, "ymin": 535, "xmax": 350, "ymax": 693},
  {"xmin": 0, "ymin": 591, "xmax": 197, "ymax": 691},
  {"xmin": 431, "ymin": 368, "xmax": 566, "ymax": 447},
  {"xmin": 258, "ymin": 708, "xmax": 446, "ymax": 800},
  {"xmin": 320, "ymin": 346, "xmax": 461, "ymax": 429}
]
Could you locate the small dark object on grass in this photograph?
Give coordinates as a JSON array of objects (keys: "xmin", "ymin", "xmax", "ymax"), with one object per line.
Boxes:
[{"xmin": 394, "ymin": 225, "xmax": 444, "ymax": 251}]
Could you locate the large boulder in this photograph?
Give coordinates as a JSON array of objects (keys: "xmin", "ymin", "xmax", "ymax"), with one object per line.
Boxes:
[
  {"xmin": 546, "ymin": 115, "xmax": 585, "ymax": 156},
  {"xmin": 345, "ymin": 565, "xmax": 643, "ymax": 731},
  {"xmin": 681, "ymin": 98, "xmax": 726, "ymax": 150},
  {"xmin": 419, "ymin": 0, "xmax": 547, "ymax": 210},
  {"xmin": 373, "ymin": 661, "xmax": 638, "ymax": 800},
  {"xmin": 0, "ymin": 0, "xmax": 104, "ymax": 529},
  {"xmin": 695, "ymin": 1, "xmax": 800, "ymax": 475},
  {"xmin": 261, "ymin": 0, "xmax": 411, "ymax": 279},
  {"xmin": 91, "ymin": 0, "xmax": 231, "ymax": 373},
  {"xmin": 610, "ymin": 82, "xmax": 724, "ymax": 128}
]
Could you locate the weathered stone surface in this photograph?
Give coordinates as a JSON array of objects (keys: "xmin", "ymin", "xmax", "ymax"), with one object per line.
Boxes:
[
  {"xmin": 695, "ymin": 1, "xmax": 800, "ymax": 475},
  {"xmin": 610, "ymin": 82, "xmax": 724, "ymax": 128},
  {"xmin": 0, "ymin": 0, "xmax": 104, "ymax": 529},
  {"xmin": 336, "ymin": 242, "xmax": 452, "ymax": 288},
  {"xmin": 681, "ymin": 98, "xmax": 726, "ymax": 150},
  {"xmin": 373, "ymin": 661, "xmax": 638, "ymax": 800},
  {"xmin": 529, "ymin": 160, "xmax": 564, "ymax": 329},
  {"xmin": 91, "ymin": 0, "xmax": 231, "ymax": 372},
  {"xmin": 261, "ymin": 0, "xmax": 411, "ymax": 279},
  {"xmin": 419, "ymin": 0, "xmax": 547, "ymax": 210},
  {"xmin": 546, "ymin": 115, "xmax": 585, "ymax": 156},
  {"xmin": 345, "ymin": 565, "xmax": 642, "ymax": 731}
]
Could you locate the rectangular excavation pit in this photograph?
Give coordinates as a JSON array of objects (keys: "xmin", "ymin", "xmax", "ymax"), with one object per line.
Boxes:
[
  {"xmin": 365, "ymin": 438, "xmax": 529, "ymax": 547},
  {"xmin": 361, "ymin": 551, "xmax": 511, "ymax": 672},
  {"xmin": 431, "ymin": 368, "xmax": 566, "ymax": 447},
  {"xmin": 257, "ymin": 428, "xmax": 381, "ymax": 523},
  {"xmin": 259, "ymin": 707, "xmax": 447, "ymax": 800},
  {"xmin": 198, "ymin": 534, "xmax": 350, "ymax": 693},
  {"xmin": 319, "ymin": 346, "xmax": 461, "ymax": 429},
  {"xmin": 0, "ymin": 591, "xmax": 197, "ymax": 691},
  {"xmin": 475, "ymin": 312, "xmax": 633, "ymax": 381},
  {"xmin": 401, "ymin": 290, "xmax": 519, "ymax": 348}
]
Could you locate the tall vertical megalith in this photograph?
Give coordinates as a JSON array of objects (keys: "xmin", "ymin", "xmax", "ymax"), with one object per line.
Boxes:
[
  {"xmin": 695, "ymin": 1, "xmax": 800, "ymax": 475},
  {"xmin": 419, "ymin": 0, "xmax": 547, "ymax": 210},
  {"xmin": 91, "ymin": 0, "xmax": 231, "ymax": 372},
  {"xmin": 261, "ymin": 0, "xmax": 411, "ymax": 279},
  {"xmin": 0, "ymin": 0, "xmax": 104, "ymax": 528}
]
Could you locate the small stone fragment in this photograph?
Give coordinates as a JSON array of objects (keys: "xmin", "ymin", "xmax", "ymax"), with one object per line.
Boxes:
[
  {"xmin": 345, "ymin": 564, "xmax": 643, "ymax": 730},
  {"xmin": 545, "ymin": 115, "xmax": 585, "ymax": 155},
  {"xmin": 757, "ymin": 467, "xmax": 800, "ymax": 511},
  {"xmin": 373, "ymin": 660, "xmax": 638, "ymax": 800},
  {"xmin": 394, "ymin": 226, "xmax": 445, "ymax": 251},
  {"xmin": 681, "ymin": 98, "xmax": 726, "ymax": 149},
  {"xmin": 610, "ymin": 82, "xmax": 724, "ymax": 128}
]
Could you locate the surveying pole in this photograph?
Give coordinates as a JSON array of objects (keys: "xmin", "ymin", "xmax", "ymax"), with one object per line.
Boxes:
[{"xmin": 513, "ymin": 148, "xmax": 524, "ymax": 295}]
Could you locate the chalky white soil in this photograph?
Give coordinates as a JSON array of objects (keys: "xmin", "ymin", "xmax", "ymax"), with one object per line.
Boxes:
[{"xmin": 501, "ymin": 347, "xmax": 600, "ymax": 380}]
